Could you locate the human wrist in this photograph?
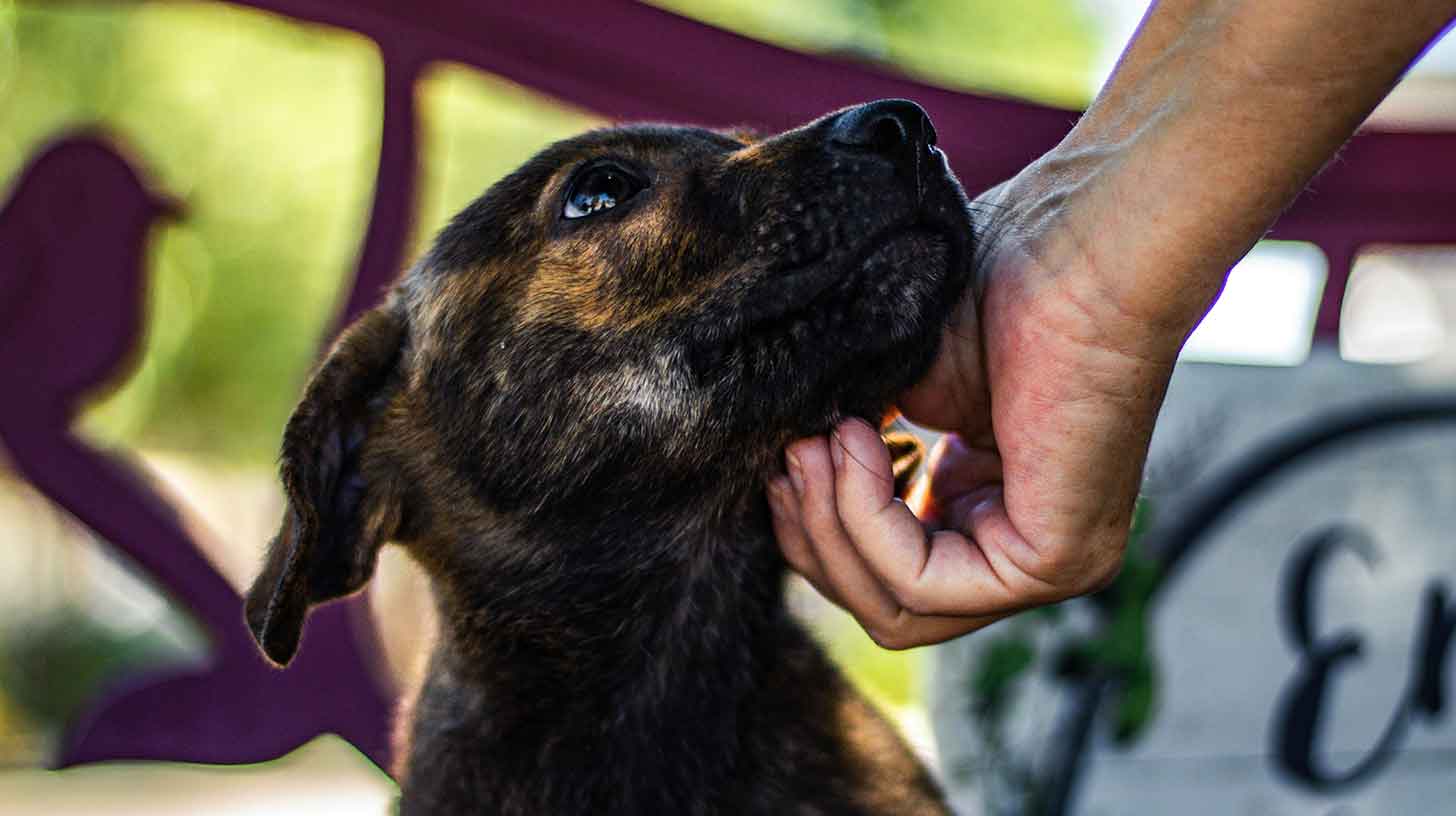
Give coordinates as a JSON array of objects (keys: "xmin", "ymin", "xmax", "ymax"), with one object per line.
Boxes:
[
  {"xmin": 1028, "ymin": 1, "xmax": 1456, "ymax": 345},
  {"xmin": 984, "ymin": 137, "xmax": 1214, "ymax": 363}
]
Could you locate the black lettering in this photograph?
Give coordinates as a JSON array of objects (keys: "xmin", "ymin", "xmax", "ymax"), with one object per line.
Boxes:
[
  {"xmin": 1412, "ymin": 583, "xmax": 1455, "ymax": 717},
  {"xmin": 1273, "ymin": 525, "xmax": 1408, "ymax": 791}
]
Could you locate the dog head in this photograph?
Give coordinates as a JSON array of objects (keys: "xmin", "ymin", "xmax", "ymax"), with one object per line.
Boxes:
[{"xmin": 245, "ymin": 100, "xmax": 974, "ymax": 664}]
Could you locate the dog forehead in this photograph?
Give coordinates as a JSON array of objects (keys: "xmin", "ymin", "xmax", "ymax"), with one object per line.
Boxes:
[
  {"xmin": 403, "ymin": 124, "xmax": 759, "ymax": 346},
  {"xmin": 564, "ymin": 124, "xmax": 745, "ymax": 161},
  {"xmin": 416, "ymin": 125, "xmax": 722, "ymax": 265}
]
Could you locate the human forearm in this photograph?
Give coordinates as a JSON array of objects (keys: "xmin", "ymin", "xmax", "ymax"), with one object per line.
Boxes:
[{"xmin": 1014, "ymin": 0, "xmax": 1456, "ymax": 344}]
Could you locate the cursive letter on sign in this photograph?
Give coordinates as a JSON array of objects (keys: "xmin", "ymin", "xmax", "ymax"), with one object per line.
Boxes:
[{"xmin": 1273, "ymin": 523, "xmax": 1453, "ymax": 791}]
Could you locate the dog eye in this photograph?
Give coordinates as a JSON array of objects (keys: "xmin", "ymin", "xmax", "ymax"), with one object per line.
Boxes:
[{"xmin": 563, "ymin": 164, "xmax": 645, "ymax": 219}]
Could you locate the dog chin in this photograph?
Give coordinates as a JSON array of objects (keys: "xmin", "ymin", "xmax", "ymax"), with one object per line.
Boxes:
[
  {"xmin": 853, "ymin": 229, "xmax": 952, "ymax": 343},
  {"xmin": 706, "ymin": 237, "xmax": 960, "ymax": 441}
]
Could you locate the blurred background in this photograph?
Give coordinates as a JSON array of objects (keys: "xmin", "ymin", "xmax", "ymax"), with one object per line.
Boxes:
[{"xmin": 2, "ymin": 1, "xmax": 1454, "ymax": 814}]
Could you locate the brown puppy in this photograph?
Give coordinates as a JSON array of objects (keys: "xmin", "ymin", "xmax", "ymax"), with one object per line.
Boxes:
[{"xmin": 245, "ymin": 99, "xmax": 974, "ymax": 814}]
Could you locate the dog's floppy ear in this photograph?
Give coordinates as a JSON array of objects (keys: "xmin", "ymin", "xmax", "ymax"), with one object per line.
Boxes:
[{"xmin": 245, "ymin": 305, "xmax": 407, "ymax": 666}]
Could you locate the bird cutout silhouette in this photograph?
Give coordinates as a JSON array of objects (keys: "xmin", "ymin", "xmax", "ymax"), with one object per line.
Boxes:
[{"xmin": 0, "ymin": 134, "xmax": 394, "ymax": 769}]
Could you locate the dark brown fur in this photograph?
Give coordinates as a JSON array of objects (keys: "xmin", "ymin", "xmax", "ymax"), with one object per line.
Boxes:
[{"xmin": 245, "ymin": 100, "xmax": 974, "ymax": 814}]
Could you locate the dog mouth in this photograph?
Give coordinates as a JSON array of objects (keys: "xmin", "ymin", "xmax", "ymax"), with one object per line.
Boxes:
[
  {"xmin": 739, "ymin": 224, "xmax": 949, "ymax": 332},
  {"xmin": 686, "ymin": 221, "xmax": 959, "ymax": 380}
]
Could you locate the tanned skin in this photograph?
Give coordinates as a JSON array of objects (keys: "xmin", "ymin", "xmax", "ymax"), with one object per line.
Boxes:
[
  {"xmin": 244, "ymin": 100, "xmax": 974, "ymax": 814},
  {"xmin": 770, "ymin": 0, "xmax": 1456, "ymax": 650}
]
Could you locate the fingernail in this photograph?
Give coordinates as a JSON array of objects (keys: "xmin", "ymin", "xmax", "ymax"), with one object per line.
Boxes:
[{"xmin": 786, "ymin": 452, "xmax": 805, "ymax": 494}]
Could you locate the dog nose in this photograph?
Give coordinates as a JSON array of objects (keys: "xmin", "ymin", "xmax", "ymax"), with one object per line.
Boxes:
[{"xmin": 827, "ymin": 99, "xmax": 937, "ymax": 167}]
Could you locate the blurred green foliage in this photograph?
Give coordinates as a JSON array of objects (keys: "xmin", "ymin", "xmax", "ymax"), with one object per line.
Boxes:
[
  {"xmin": 967, "ymin": 498, "xmax": 1163, "ymax": 760},
  {"xmin": 1056, "ymin": 499, "xmax": 1161, "ymax": 745},
  {"xmin": 0, "ymin": 604, "xmax": 201, "ymax": 734},
  {"xmin": 2, "ymin": 1, "xmax": 380, "ymax": 464},
  {"xmin": 414, "ymin": 65, "xmax": 599, "ymax": 262}
]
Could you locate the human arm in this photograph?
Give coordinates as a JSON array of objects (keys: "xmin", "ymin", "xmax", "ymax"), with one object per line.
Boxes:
[{"xmin": 767, "ymin": 0, "xmax": 1456, "ymax": 648}]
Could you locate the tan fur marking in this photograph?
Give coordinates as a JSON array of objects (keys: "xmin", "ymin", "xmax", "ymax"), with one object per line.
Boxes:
[
  {"xmin": 517, "ymin": 223, "xmax": 722, "ymax": 334},
  {"xmin": 726, "ymin": 138, "xmax": 793, "ymax": 167},
  {"xmin": 410, "ymin": 270, "xmax": 497, "ymax": 379}
]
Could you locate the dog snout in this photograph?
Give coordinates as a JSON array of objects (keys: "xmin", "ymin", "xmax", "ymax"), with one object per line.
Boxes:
[{"xmin": 827, "ymin": 99, "xmax": 937, "ymax": 173}]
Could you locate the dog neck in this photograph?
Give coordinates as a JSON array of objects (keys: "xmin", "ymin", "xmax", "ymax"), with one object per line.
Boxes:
[
  {"xmin": 392, "ymin": 448, "xmax": 947, "ymax": 814},
  {"xmin": 400, "ymin": 492, "xmax": 832, "ymax": 810},
  {"xmin": 432, "ymin": 494, "xmax": 784, "ymax": 671}
]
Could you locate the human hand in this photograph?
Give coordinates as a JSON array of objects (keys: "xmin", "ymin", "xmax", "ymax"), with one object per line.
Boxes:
[
  {"xmin": 766, "ymin": 169, "xmax": 1186, "ymax": 649},
  {"xmin": 767, "ymin": 0, "xmax": 1456, "ymax": 650}
]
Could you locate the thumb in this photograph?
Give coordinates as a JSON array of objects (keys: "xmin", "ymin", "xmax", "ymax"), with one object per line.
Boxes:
[{"xmin": 896, "ymin": 305, "xmax": 990, "ymax": 440}]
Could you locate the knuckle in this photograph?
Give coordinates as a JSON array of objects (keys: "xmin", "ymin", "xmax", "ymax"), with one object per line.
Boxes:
[
  {"xmin": 1026, "ymin": 531, "xmax": 1127, "ymax": 598},
  {"xmin": 769, "ymin": 523, "xmax": 808, "ymax": 565},
  {"xmin": 879, "ymin": 571, "xmax": 926, "ymax": 615},
  {"xmin": 890, "ymin": 585, "xmax": 935, "ymax": 617},
  {"xmin": 779, "ymin": 545, "xmax": 812, "ymax": 575},
  {"xmin": 865, "ymin": 626, "xmax": 914, "ymax": 651},
  {"xmin": 1080, "ymin": 552, "xmax": 1125, "ymax": 594},
  {"xmin": 863, "ymin": 613, "xmax": 920, "ymax": 651},
  {"xmin": 799, "ymin": 498, "xmax": 842, "ymax": 537},
  {"xmin": 1023, "ymin": 547, "xmax": 1079, "ymax": 590}
]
